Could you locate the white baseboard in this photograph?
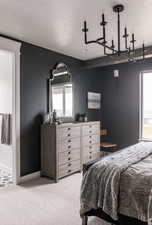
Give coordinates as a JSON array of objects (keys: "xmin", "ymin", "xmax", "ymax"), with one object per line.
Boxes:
[{"xmin": 19, "ymin": 171, "xmax": 40, "ymax": 184}]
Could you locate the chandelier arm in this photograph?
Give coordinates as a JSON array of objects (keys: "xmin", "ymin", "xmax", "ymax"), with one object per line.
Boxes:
[
  {"xmin": 83, "ymin": 34, "xmax": 118, "ymax": 53},
  {"xmin": 97, "ymin": 37, "xmax": 104, "ymax": 42},
  {"xmin": 104, "ymin": 49, "xmax": 129, "ymax": 57},
  {"xmin": 82, "ymin": 21, "xmax": 105, "ymax": 45},
  {"xmin": 86, "ymin": 40, "xmax": 100, "ymax": 45},
  {"xmin": 104, "ymin": 51, "xmax": 117, "ymax": 57},
  {"xmin": 119, "ymin": 49, "xmax": 129, "ymax": 54},
  {"xmin": 103, "ymin": 46, "xmax": 116, "ymax": 57},
  {"xmin": 96, "ymin": 41, "xmax": 118, "ymax": 53},
  {"xmin": 103, "ymin": 45, "xmax": 112, "ymax": 56}
]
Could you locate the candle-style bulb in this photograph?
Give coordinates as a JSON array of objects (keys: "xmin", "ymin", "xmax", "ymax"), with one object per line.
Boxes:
[
  {"xmin": 100, "ymin": 13, "xmax": 107, "ymax": 26},
  {"xmin": 102, "ymin": 14, "xmax": 105, "ymax": 23},
  {"xmin": 143, "ymin": 42, "xmax": 145, "ymax": 52},
  {"xmin": 112, "ymin": 40, "xmax": 114, "ymax": 48},
  {"xmin": 125, "ymin": 27, "xmax": 127, "ymax": 36},
  {"xmin": 143, "ymin": 42, "xmax": 145, "ymax": 59},
  {"xmin": 82, "ymin": 21, "xmax": 88, "ymax": 32}
]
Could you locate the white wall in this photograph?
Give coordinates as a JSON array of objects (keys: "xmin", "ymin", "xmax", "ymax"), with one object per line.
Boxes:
[{"xmin": 0, "ymin": 50, "xmax": 13, "ymax": 169}]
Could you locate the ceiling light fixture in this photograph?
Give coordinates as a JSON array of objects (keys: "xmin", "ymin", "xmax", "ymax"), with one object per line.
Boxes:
[{"xmin": 82, "ymin": 4, "xmax": 145, "ymax": 61}]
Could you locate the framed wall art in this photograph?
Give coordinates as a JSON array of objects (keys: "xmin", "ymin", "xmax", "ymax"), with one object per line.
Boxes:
[{"xmin": 88, "ymin": 92, "xmax": 101, "ymax": 109}]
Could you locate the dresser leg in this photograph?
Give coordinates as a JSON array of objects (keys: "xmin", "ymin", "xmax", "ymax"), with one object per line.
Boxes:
[
  {"xmin": 82, "ymin": 216, "xmax": 88, "ymax": 225},
  {"xmin": 55, "ymin": 177, "xmax": 58, "ymax": 183}
]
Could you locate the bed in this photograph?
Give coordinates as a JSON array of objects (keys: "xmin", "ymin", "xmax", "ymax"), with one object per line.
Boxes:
[{"xmin": 80, "ymin": 142, "xmax": 152, "ymax": 225}]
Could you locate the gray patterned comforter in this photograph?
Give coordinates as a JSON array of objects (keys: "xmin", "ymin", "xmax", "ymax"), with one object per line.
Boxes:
[{"xmin": 80, "ymin": 142, "xmax": 152, "ymax": 222}]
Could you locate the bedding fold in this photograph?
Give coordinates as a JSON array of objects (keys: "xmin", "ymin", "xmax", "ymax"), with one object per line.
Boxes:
[{"xmin": 80, "ymin": 142, "xmax": 152, "ymax": 221}]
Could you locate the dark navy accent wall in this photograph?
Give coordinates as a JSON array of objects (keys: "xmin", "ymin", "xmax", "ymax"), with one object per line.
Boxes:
[
  {"xmin": 100, "ymin": 59, "xmax": 152, "ymax": 149},
  {"xmin": 73, "ymin": 68, "xmax": 102, "ymax": 122},
  {"xmin": 20, "ymin": 39, "xmax": 152, "ymax": 176},
  {"xmin": 20, "ymin": 42, "xmax": 102, "ymax": 176}
]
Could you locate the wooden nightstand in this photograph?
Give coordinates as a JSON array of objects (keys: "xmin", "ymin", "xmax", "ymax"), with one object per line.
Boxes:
[
  {"xmin": 100, "ymin": 142, "xmax": 118, "ymax": 157},
  {"xmin": 100, "ymin": 129, "xmax": 118, "ymax": 156}
]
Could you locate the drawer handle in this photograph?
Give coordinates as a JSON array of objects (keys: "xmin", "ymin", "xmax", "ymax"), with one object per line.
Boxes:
[
  {"xmin": 68, "ymin": 140, "xmax": 71, "ymax": 143},
  {"xmin": 68, "ymin": 163, "xmax": 71, "ymax": 166},
  {"xmin": 89, "ymin": 141, "xmax": 92, "ymax": 144},
  {"xmin": 89, "ymin": 146, "xmax": 92, "ymax": 149},
  {"xmin": 89, "ymin": 151, "xmax": 92, "ymax": 154},
  {"xmin": 68, "ymin": 170, "xmax": 71, "ymax": 173},
  {"xmin": 68, "ymin": 157, "xmax": 71, "ymax": 161},
  {"xmin": 89, "ymin": 156, "xmax": 92, "ymax": 159},
  {"xmin": 68, "ymin": 146, "xmax": 71, "ymax": 149},
  {"xmin": 67, "ymin": 134, "xmax": 71, "ymax": 137},
  {"xmin": 89, "ymin": 125, "xmax": 92, "ymax": 128},
  {"xmin": 68, "ymin": 128, "xmax": 71, "ymax": 131},
  {"xmin": 89, "ymin": 136, "xmax": 92, "ymax": 138},
  {"xmin": 89, "ymin": 130, "xmax": 92, "ymax": 133},
  {"xmin": 68, "ymin": 151, "xmax": 71, "ymax": 155}
]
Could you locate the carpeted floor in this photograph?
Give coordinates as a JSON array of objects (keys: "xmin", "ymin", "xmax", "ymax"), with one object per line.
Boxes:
[{"xmin": 0, "ymin": 173, "xmax": 109, "ymax": 225}]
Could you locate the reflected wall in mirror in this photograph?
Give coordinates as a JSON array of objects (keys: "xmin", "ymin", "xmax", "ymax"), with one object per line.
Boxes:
[
  {"xmin": 49, "ymin": 63, "xmax": 73, "ymax": 119},
  {"xmin": 52, "ymin": 83, "xmax": 73, "ymax": 118}
]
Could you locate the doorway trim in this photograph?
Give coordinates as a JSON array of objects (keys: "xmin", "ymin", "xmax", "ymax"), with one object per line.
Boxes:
[{"xmin": 0, "ymin": 36, "xmax": 21, "ymax": 184}]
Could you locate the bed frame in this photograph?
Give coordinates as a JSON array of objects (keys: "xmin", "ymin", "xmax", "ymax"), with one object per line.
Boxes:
[{"xmin": 82, "ymin": 158, "xmax": 147, "ymax": 225}]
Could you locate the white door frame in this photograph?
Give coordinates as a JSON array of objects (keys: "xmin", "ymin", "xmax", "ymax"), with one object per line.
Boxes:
[{"xmin": 0, "ymin": 37, "xmax": 21, "ymax": 184}]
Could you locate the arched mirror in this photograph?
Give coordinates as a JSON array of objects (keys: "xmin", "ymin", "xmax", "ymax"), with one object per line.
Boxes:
[{"xmin": 49, "ymin": 63, "xmax": 73, "ymax": 120}]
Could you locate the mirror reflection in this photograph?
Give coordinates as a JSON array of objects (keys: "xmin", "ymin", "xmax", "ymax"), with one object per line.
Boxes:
[
  {"xmin": 52, "ymin": 83, "xmax": 73, "ymax": 118},
  {"xmin": 50, "ymin": 63, "xmax": 73, "ymax": 120}
]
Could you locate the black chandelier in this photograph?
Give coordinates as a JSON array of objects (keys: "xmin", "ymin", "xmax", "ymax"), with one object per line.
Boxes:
[{"xmin": 82, "ymin": 4, "xmax": 145, "ymax": 61}]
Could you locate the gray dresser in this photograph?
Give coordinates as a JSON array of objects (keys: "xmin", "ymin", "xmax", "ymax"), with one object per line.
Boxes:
[
  {"xmin": 41, "ymin": 121, "xmax": 100, "ymax": 182},
  {"xmin": 81, "ymin": 122, "xmax": 100, "ymax": 164}
]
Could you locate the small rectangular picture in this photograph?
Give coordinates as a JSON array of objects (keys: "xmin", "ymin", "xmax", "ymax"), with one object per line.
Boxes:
[{"xmin": 88, "ymin": 92, "xmax": 101, "ymax": 109}]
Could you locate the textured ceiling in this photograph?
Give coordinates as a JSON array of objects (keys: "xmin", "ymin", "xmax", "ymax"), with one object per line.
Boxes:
[{"xmin": 0, "ymin": 0, "xmax": 151, "ymax": 60}]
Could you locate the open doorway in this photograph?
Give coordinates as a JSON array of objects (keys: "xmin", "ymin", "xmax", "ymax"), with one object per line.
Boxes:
[
  {"xmin": 0, "ymin": 37, "xmax": 21, "ymax": 186},
  {"xmin": 0, "ymin": 50, "xmax": 14, "ymax": 186}
]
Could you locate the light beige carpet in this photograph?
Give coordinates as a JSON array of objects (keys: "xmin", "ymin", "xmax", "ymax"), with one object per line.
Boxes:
[{"xmin": 0, "ymin": 173, "xmax": 109, "ymax": 225}]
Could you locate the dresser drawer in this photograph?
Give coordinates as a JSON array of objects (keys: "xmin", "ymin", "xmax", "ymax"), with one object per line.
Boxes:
[
  {"xmin": 83, "ymin": 152, "xmax": 101, "ymax": 164},
  {"xmin": 58, "ymin": 137, "xmax": 80, "ymax": 152},
  {"xmin": 83, "ymin": 144, "xmax": 100, "ymax": 155},
  {"xmin": 82, "ymin": 134, "xmax": 100, "ymax": 146},
  {"xmin": 83, "ymin": 148, "xmax": 100, "ymax": 158},
  {"xmin": 58, "ymin": 160, "xmax": 80, "ymax": 178},
  {"xmin": 82, "ymin": 123, "xmax": 100, "ymax": 136},
  {"xmin": 58, "ymin": 149, "xmax": 80, "ymax": 165},
  {"xmin": 58, "ymin": 126, "xmax": 80, "ymax": 140}
]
